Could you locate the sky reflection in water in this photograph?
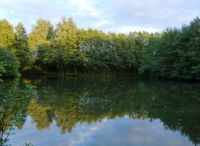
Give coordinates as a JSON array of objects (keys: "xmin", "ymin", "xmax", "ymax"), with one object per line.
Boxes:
[
  {"xmin": 10, "ymin": 117, "xmax": 193, "ymax": 146},
  {"xmin": 0, "ymin": 77, "xmax": 200, "ymax": 146}
]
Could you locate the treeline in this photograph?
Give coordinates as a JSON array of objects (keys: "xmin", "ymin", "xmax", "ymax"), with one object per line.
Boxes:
[
  {"xmin": 0, "ymin": 17, "xmax": 200, "ymax": 79},
  {"xmin": 140, "ymin": 17, "xmax": 200, "ymax": 80}
]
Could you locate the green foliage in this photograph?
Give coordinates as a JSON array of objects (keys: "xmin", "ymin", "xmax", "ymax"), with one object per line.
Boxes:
[
  {"xmin": 0, "ymin": 17, "xmax": 200, "ymax": 80},
  {"xmin": 0, "ymin": 62, "xmax": 6, "ymax": 82},
  {"xmin": 0, "ymin": 19, "xmax": 15, "ymax": 48},
  {"xmin": 0, "ymin": 48, "xmax": 19, "ymax": 77},
  {"xmin": 0, "ymin": 62, "xmax": 6, "ymax": 76},
  {"xmin": 14, "ymin": 23, "xmax": 32, "ymax": 70},
  {"xmin": 51, "ymin": 17, "xmax": 79, "ymax": 74},
  {"xmin": 0, "ymin": 78, "xmax": 35, "ymax": 146},
  {"xmin": 28, "ymin": 19, "xmax": 53, "ymax": 53},
  {"xmin": 28, "ymin": 17, "xmax": 147, "ymax": 75},
  {"xmin": 140, "ymin": 17, "xmax": 200, "ymax": 80}
]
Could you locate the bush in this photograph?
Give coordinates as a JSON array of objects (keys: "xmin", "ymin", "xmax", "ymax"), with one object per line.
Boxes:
[
  {"xmin": 0, "ymin": 48, "xmax": 19, "ymax": 77},
  {"xmin": 0, "ymin": 62, "xmax": 6, "ymax": 76}
]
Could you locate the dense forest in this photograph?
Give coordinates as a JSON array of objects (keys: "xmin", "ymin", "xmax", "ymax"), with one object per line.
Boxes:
[{"xmin": 0, "ymin": 17, "xmax": 200, "ymax": 80}]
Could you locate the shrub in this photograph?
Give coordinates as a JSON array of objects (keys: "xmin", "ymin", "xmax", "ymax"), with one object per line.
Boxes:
[{"xmin": 0, "ymin": 48, "xmax": 19, "ymax": 77}]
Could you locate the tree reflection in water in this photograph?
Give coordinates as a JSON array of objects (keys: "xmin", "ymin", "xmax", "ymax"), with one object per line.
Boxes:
[
  {"xmin": 0, "ymin": 77, "xmax": 200, "ymax": 145},
  {"xmin": 0, "ymin": 78, "xmax": 34, "ymax": 145}
]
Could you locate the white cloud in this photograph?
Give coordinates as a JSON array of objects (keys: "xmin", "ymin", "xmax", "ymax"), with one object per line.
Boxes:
[
  {"xmin": 0, "ymin": 0, "xmax": 200, "ymax": 33},
  {"xmin": 95, "ymin": 20, "xmax": 112, "ymax": 28},
  {"xmin": 66, "ymin": 123, "xmax": 101, "ymax": 146},
  {"xmin": 68, "ymin": 0, "xmax": 100, "ymax": 17}
]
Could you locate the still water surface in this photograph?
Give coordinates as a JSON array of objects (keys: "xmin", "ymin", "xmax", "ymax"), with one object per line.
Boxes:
[{"xmin": 0, "ymin": 77, "xmax": 200, "ymax": 146}]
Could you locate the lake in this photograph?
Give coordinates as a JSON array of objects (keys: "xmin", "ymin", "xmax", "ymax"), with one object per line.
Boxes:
[{"xmin": 0, "ymin": 76, "xmax": 200, "ymax": 146}]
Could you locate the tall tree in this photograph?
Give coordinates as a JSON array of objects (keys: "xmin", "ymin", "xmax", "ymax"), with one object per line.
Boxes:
[
  {"xmin": 52, "ymin": 17, "xmax": 79, "ymax": 74},
  {"xmin": 14, "ymin": 22, "xmax": 31, "ymax": 70},
  {"xmin": 0, "ymin": 19, "xmax": 15, "ymax": 49},
  {"xmin": 28, "ymin": 19, "xmax": 53, "ymax": 54}
]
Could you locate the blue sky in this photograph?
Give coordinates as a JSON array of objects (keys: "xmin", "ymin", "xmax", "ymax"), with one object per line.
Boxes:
[{"xmin": 0, "ymin": 0, "xmax": 200, "ymax": 33}]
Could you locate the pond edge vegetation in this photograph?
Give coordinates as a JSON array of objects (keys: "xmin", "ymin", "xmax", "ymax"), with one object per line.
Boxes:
[{"xmin": 0, "ymin": 17, "xmax": 200, "ymax": 80}]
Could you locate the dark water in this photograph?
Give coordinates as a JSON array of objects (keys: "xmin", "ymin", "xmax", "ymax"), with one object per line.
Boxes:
[{"xmin": 0, "ymin": 77, "xmax": 200, "ymax": 146}]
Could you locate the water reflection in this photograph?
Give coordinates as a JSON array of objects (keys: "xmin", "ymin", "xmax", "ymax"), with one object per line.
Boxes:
[
  {"xmin": 0, "ymin": 78, "xmax": 34, "ymax": 145},
  {"xmin": 0, "ymin": 77, "xmax": 200, "ymax": 146}
]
